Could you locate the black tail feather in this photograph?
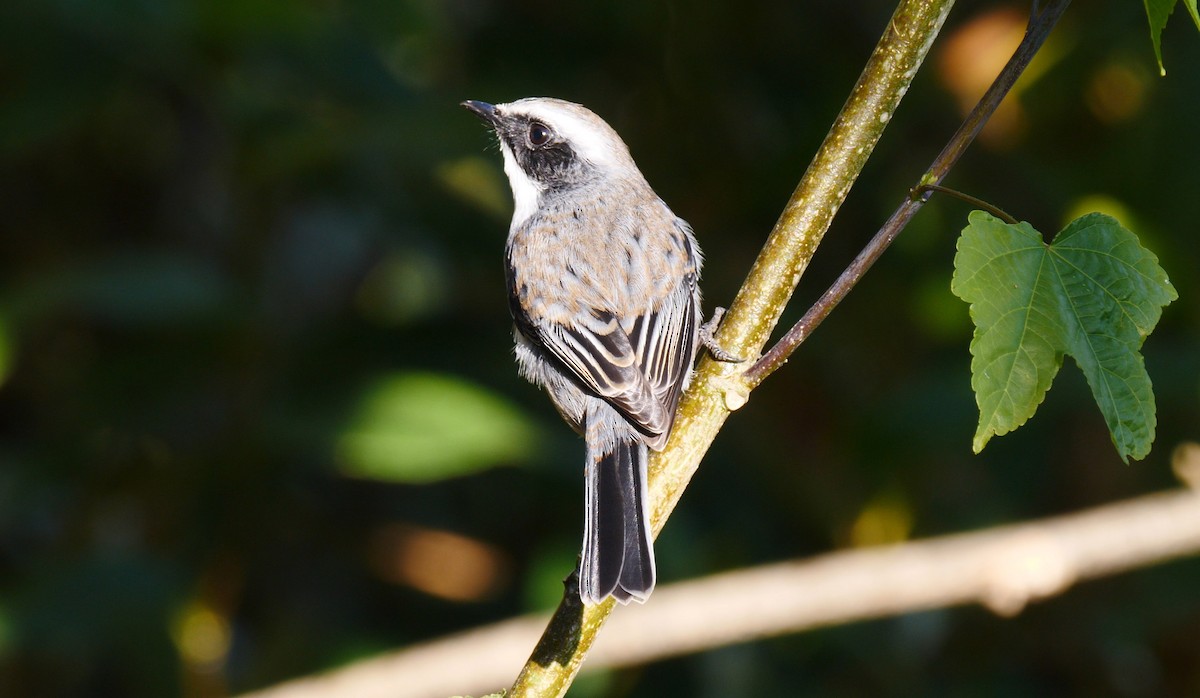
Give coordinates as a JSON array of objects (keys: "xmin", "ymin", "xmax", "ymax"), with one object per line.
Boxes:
[{"xmin": 581, "ymin": 439, "xmax": 655, "ymax": 604}]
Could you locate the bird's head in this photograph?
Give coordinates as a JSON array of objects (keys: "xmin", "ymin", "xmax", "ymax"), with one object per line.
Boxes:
[{"xmin": 462, "ymin": 97, "xmax": 640, "ymax": 225}]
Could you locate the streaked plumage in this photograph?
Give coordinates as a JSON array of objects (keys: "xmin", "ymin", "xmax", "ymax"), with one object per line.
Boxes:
[{"xmin": 464, "ymin": 97, "xmax": 702, "ymax": 604}]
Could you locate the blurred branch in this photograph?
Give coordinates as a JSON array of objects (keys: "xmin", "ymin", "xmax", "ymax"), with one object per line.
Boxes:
[
  {"xmin": 248, "ymin": 1, "xmax": 1075, "ymax": 696},
  {"xmin": 239, "ymin": 443, "xmax": 1200, "ymax": 698},
  {"xmin": 506, "ymin": 1, "xmax": 959, "ymax": 695},
  {"xmin": 745, "ymin": 0, "xmax": 1072, "ymax": 386}
]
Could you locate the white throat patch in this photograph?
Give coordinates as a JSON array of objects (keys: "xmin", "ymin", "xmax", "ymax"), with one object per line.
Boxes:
[
  {"xmin": 494, "ymin": 98, "xmax": 635, "ymax": 231},
  {"xmin": 499, "ymin": 142, "xmax": 543, "ymax": 230}
]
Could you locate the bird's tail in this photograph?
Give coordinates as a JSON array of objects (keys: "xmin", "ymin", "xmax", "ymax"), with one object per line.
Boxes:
[{"xmin": 580, "ymin": 438, "xmax": 656, "ymax": 604}]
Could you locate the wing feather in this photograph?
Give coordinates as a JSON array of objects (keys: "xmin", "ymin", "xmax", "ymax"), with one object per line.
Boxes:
[
  {"xmin": 509, "ymin": 215, "xmax": 701, "ymax": 447},
  {"xmin": 538, "ymin": 313, "xmax": 671, "ymax": 437}
]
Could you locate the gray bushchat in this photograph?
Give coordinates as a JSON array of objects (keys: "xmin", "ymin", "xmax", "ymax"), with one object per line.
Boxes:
[{"xmin": 463, "ymin": 97, "xmax": 705, "ymax": 604}]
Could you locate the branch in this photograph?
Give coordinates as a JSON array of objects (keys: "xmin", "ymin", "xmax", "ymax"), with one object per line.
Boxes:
[
  {"xmin": 745, "ymin": 0, "xmax": 1072, "ymax": 386},
  {"xmin": 507, "ymin": 1, "xmax": 958, "ymax": 694},
  {"xmin": 238, "ymin": 443, "xmax": 1200, "ymax": 698},
  {"xmin": 242, "ymin": 3, "xmax": 1068, "ymax": 696}
]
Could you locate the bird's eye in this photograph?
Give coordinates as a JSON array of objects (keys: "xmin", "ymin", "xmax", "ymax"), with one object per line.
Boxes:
[{"xmin": 528, "ymin": 122, "xmax": 552, "ymax": 147}]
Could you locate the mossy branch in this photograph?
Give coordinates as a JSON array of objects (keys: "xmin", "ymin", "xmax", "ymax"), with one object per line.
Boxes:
[
  {"xmin": 509, "ymin": 1, "xmax": 957, "ymax": 695},
  {"xmin": 745, "ymin": 0, "xmax": 1072, "ymax": 386}
]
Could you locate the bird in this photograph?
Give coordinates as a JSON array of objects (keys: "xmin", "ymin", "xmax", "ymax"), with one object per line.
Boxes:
[{"xmin": 462, "ymin": 97, "xmax": 704, "ymax": 604}]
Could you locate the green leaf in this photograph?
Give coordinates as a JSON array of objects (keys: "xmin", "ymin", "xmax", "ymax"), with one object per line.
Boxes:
[
  {"xmin": 951, "ymin": 211, "xmax": 1176, "ymax": 462},
  {"xmin": 337, "ymin": 372, "xmax": 540, "ymax": 482},
  {"xmin": 1144, "ymin": 0, "xmax": 1200, "ymax": 75},
  {"xmin": 1188, "ymin": 0, "xmax": 1200, "ymax": 29}
]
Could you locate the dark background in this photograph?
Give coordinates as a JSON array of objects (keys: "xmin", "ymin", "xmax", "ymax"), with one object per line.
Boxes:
[{"xmin": 2, "ymin": 1, "xmax": 1198, "ymax": 696}]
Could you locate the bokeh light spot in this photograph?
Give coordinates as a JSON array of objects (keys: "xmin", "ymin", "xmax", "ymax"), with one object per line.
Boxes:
[
  {"xmin": 369, "ymin": 524, "xmax": 510, "ymax": 602},
  {"xmin": 849, "ymin": 493, "xmax": 914, "ymax": 548},
  {"xmin": 171, "ymin": 602, "xmax": 231, "ymax": 670},
  {"xmin": 1062, "ymin": 194, "xmax": 1136, "ymax": 231},
  {"xmin": 1086, "ymin": 61, "xmax": 1149, "ymax": 125},
  {"xmin": 936, "ymin": 7, "xmax": 1065, "ymax": 149},
  {"xmin": 355, "ymin": 250, "xmax": 448, "ymax": 326},
  {"xmin": 436, "ymin": 156, "xmax": 511, "ymax": 219}
]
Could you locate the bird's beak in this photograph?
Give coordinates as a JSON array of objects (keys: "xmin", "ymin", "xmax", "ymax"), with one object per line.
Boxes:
[{"xmin": 461, "ymin": 100, "xmax": 499, "ymax": 126}]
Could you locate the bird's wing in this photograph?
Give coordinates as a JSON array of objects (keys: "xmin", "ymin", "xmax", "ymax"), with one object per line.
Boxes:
[
  {"xmin": 506, "ymin": 210, "xmax": 701, "ymax": 445},
  {"xmin": 626, "ymin": 276, "xmax": 699, "ymax": 442},
  {"xmin": 537, "ymin": 309, "xmax": 672, "ymax": 439}
]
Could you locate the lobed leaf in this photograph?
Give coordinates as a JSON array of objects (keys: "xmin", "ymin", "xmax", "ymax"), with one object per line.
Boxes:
[{"xmin": 951, "ymin": 211, "xmax": 1176, "ymax": 462}]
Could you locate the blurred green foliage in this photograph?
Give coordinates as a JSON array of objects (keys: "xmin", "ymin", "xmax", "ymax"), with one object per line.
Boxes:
[
  {"xmin": 0, "ymin": 1, "xmax": 1197, "ymax": 697},
  {"xmin": 337, "ymin": 371, "xmax": 539, "ymax": 482}
]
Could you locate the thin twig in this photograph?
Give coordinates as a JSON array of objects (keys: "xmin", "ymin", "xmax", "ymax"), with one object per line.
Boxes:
[
  {"xmin": 507, "ymin": 1, "xmax": 960, "ymax": 695},
  {"xmin": 744, "ymin": 0, "xmax": 1072, "ymax": 388}
]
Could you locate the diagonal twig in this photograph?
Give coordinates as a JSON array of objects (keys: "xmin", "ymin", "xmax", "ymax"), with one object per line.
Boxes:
[
  {"xmin": 744, "ymin": 0, "xmax": 1072, "ymax": 388},
  {"xmin": 507, "ymin": 1, "xmax": 961, "ymax": 695}
]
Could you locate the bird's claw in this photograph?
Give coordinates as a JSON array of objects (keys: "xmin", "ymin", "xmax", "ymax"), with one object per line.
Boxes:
[{"xmin": 700, "ymin": 307, "xmax": 745, "ymax": 363}]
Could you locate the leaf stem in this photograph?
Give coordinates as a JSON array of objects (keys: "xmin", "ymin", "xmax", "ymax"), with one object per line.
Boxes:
[
  {"xmin": 509, "ymin": 0, "xmax": 959, "ymax": 695},
  {"xmin": 912, "ymin": 184, "xmax": 1018, "ymax": 224},
  {"xmin": 743, "ymin": 0, "xmax": 1072, "ymax": 388}
]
